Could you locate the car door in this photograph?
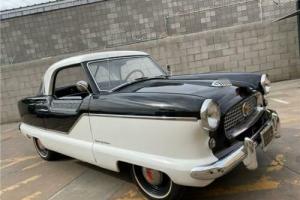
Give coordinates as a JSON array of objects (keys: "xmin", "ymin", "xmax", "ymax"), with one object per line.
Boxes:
[
  {"xmin": 44, "ymin": 65, "xmax": 89, "ymax": 132},
  {"xmin": 40, "ymin": 65, "xmax": 95, "ymax": 163}
]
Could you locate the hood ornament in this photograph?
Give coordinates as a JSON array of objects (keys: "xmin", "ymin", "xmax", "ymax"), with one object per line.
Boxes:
[
  {"xmin": 211, "ymin": 79, "xmax": 232, "ymax": 87},
  {"xmin": 242, "ymin": 101, "xmax": 252, "ymax": 117}
]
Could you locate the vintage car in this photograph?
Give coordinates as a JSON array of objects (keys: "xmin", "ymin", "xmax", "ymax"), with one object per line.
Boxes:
[{"xmin": 18, "ymin": 51, "xmax": 280, "ymax": 200}]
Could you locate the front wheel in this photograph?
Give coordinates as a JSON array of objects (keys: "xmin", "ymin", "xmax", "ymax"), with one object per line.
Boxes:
[
  {"xmin": 131, "ymin": 165, "xmax": 183, "ymax": 200},
  {"xmin": 33, "ymin": 138, "xmax": 58, "ymax": 161}
]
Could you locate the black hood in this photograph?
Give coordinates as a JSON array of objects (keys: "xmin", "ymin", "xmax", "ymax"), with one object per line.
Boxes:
[
  {"xmin": 89, "ymin": 78, "xmax": 254, "ymax": 118},
  {"xmin": 118, "ymin": 79, "xmax": 253, "ymax": 112}
]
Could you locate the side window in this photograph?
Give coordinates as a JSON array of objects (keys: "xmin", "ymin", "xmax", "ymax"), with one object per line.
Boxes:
[
  {"xmin": 88, "ymin": 60, "xmax": 121, "ymax": 90},
  {"xmin": 53, "ymin": 65, "xmax": 89, "ymax": 98},
  {"xmin": 89, "ymin": 60, "xmax": 110, "ymax": 82}
]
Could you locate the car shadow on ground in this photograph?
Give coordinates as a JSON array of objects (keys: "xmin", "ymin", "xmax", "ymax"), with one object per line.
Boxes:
[
  {"xmin": 72, "ymin": 158, "xmax": 272, "ymax": 200},
  {"xmin": 76, "ymin": 160, "xmax": 133, "ymax": 183}
]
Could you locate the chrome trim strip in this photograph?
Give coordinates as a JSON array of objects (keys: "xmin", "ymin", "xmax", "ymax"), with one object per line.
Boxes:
[
  {"xmin": 94, "ymin": 139, "xmax": 110, "ymax": 145},
  {"xmin": 89, "ymin": 113, "xmax": 198, "ymax": 121},
  {"xmin": 86, "ymin": 60, "xmax": 105, "ymax": 92}
]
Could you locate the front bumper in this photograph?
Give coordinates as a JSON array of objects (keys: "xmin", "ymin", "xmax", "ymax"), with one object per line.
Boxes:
[{"xmin": 191, "ymin": 109, "xmax": 280, "ymax": 180}]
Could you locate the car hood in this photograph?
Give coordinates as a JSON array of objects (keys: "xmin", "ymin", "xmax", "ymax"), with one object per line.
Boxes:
[
  {"xmin": 134, "ymin": 80, "xmax": 237, "ymax": 102},
  {"xmin": 124, "ymin": 79, "xmax": 251, "ymax": 104},
  {"xmin": 90, "ymin": 79, "xmax": 254, "ymax": 117}
]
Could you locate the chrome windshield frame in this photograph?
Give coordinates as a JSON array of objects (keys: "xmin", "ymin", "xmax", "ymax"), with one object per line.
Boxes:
[{"xmin": 86, "ymin": 55, "xmax": 167, "ymax": 93}]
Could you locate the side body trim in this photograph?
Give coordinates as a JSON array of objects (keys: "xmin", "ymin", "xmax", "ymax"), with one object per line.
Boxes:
[{"xmin": 89, "ymin": 113, "xmax": 198, "ymax": 121}]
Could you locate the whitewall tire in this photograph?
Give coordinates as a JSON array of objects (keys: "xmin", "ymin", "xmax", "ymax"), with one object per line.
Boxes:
[{"xmin": 132, "ymin": 165, "xmax": 183, "ymax": 200}]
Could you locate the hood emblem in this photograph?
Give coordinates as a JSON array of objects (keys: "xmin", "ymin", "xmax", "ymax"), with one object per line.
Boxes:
[
  {"xmin": 242, "ymin": 102, "xmax": 252, "ymax": 117},
  {"xmin": 211, "ymin": 79, "xmax": 232, "ymax": 87}
]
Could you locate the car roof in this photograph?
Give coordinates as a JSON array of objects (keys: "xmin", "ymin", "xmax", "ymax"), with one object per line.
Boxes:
[
  {"xmin": 51, "ymin": 51, "xmax": 148, "ymax": 69},
  {"xmin": 43, "ymin": 51, "xmax": 149, "ymax": 95}
]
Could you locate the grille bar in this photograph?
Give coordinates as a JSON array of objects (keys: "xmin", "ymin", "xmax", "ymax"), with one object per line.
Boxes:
[{"xmin": 224, "ymin": 96, "xmax": 257, "ymax": 133}]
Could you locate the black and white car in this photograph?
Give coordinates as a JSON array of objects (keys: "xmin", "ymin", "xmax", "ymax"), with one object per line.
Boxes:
[{"xmin": 18, "ymin": 51, "xmax": 280, "ymax": 200}]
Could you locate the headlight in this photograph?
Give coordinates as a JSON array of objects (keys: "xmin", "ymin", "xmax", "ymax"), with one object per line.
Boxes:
[
  {"xmin": 261, "ymin": 74, "xmax": 271, "ymax": 94},
  {"xmin": 200, "ymin": 99, "xmax": 221, "ymax": 131}
]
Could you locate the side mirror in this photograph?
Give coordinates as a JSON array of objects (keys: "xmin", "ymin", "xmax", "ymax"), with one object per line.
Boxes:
[{"xmin": 76, "ymin": 80, "xmax": 90, "ymax": 93}]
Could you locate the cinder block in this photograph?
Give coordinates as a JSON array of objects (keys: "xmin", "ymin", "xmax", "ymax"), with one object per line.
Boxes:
[
  {"xmin": 245, "ymin": 51, "xmax": 259, "ymax": 59},
  {"xmin": 267, "ymin": 55, "xmax": 281, "ymax": 62},
  {"xmin": 224, "ymin": 61, "xmax": 238, "ymax": 69},
  {"xmin": 223, "ymin": 48, "xmax": 236, "ymax": 56},
  {"xmin": 252, "ymin": 56, "xmax": 267, "ymax": 65},
  {"xmin": 208, "ymin": 50, "xmax": 223, "ymax": 59},
  {"xmin": 187, "ymin": 47, "xmax": 201, "ymax": 55},
  {"xmin": 246, "ymin": 65, "xmax": 260, "ymax": 72},
  {"xmin": 195, "ymin": 53, "xmax": 209, "ymax": 60},
  {"xmin": 244, "ymin": 37, "xmax": 258, "ymax": 45},
  {"xmin": 260, "ymin": 63, "xmax": 274, "ymax": 70},
  {"xmin": 214, "ymin": 43, "xmax": 229, "ymax": 50},
  {"xmin": 238, "ymin": 59, "xmax": 252, "ymax": 67},
  {"xmin": 229, "ymin": 40, "xmax": 243, "ymax": 47},
  {"xmin": 237, "ymin": 46, "xmax": 251, "ymax": 53},
  {"xmin": 251, "ymin": 43, "xmax": 265, "ymax": 51},
  {"xmin": 167, "ymin": 57, "xmax": 181, "ymax": 65},
  {"xmin": 259, "ymin": 49, "xmax": 273, "ymax": 57}
]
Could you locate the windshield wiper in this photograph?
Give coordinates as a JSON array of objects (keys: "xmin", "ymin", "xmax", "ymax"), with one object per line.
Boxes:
[
  {"xmin": 134, "ymin": 75, "xmax": 168, "ymax": 81},
  {"xmin": 111, "ymin": 75, "xmax": 168, "ymax": 92},
  {"xmin": 134, "ymin": 76, "xmax": 150, "ymax": 81},
  {"xmin": 154, "ymin": 74, "xmax": 169, "ymax": 79}
]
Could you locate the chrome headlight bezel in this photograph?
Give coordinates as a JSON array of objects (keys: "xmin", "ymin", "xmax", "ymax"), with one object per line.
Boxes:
[
  {"xmin": 200, "ymin": 99, "xmax": 221, "ymax": 131},
  {"xmin": 261, "ymin": 74, "xmax": 271, "ymax": 94}
]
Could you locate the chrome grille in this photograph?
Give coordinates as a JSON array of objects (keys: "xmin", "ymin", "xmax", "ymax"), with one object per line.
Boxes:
[{"xmin": 224, "ymin": 96, "xmax": 257, "ymax": 132}]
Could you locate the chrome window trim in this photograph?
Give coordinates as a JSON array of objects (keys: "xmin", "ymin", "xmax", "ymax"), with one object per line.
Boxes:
[
  {"xmin": 89, "ymin": 113, "xmax": 198, "ymax": 121},
  {"xmin": 86, "ymin": 58, "xmax": 109, "ymax": 93},
  {"xmin": 47, "ymin": 63, "xmax": 89, "ymax": 96}
]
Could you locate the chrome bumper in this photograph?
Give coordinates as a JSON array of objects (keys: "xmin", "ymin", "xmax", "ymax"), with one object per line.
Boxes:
[{"xmin": 191, "ymin": 109, "xmax": 280, "ymax": 180}]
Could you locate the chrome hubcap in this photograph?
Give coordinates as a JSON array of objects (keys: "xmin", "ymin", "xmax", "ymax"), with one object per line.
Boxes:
[
  {"xmin": 133, "ymin": 165, "xmax": 172, "ymax": 199},
  {"xmin": 142, "ymin": 168, "xmax": 163, "ymax": 185}
]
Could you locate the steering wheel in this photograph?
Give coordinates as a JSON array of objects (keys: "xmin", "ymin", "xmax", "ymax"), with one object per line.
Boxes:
[{"xmin": 124, "ymin": 69, "xmax": 145, "ymax": 81}]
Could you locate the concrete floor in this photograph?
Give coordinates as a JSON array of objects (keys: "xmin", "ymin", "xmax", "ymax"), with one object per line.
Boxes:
[{"xmin": 1, "ymin": 79, "xmax": 300, "ymax": 200}]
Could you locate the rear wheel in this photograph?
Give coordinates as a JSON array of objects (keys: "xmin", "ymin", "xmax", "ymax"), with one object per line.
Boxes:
[
  {"xmin": 132, "ymin": 165, "xmax": 183, "ymax": 200},
  {"xmin": 33, "ymin": 138, "xmax": 58, "ymax": 161}
]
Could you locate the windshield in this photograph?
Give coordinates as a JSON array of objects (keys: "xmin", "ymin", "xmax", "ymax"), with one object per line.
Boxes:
[{"xmin": 87, "ymin": 56, "xmax": 166, "ymax": 91}]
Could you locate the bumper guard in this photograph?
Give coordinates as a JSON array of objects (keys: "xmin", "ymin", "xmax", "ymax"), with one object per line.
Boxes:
[{"xmin": 191, "ymin": 109, "xmax": 280, "ymax": 180}]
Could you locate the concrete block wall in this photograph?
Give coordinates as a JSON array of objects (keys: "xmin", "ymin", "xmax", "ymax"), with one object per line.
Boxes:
[
  {"xmin": 1, "ymin": 0, "xmax": 297, "ymax": 65},
  {"xmin": 167, "ymin": 0, "xmax": 260, "ymax": 35},
  {"xmin": 0, "ymin": 57, "xmax": 60, "ymax": 123},
  {"xmin": 138, "ymin": 18, "xmax": 300, "ymax": 79},
  {"xmin": 1, "ymin": 18, "xmax": 299, "ymax": 123}
]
